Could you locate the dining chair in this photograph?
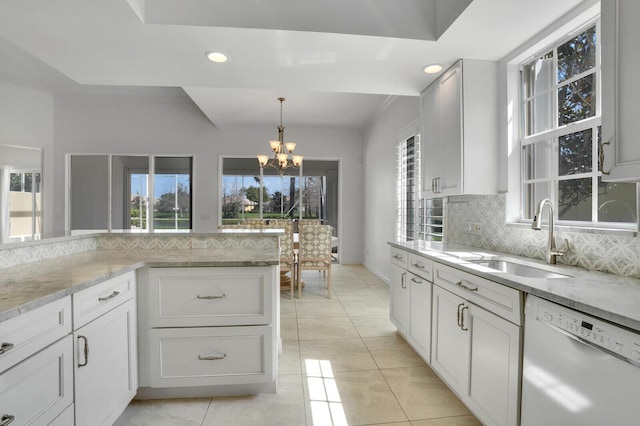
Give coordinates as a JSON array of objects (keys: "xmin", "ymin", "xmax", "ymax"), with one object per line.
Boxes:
[
  {"xmin": 296, "ymin": 224, "xmax": 332, "ymax": 299},
  {"xmin": 264, "ymin": 220, "xmax": 296, "ymax": 298}
]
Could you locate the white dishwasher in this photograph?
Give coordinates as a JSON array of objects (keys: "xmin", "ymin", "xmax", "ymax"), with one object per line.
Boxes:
[{"xmin": 521, "ymin": 295, "xmax": 640, "ymax": 426}]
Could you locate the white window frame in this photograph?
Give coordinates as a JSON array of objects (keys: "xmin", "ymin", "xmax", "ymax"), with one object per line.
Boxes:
[{"xmin": 503, "ymin": 1, "xmax": 638, "ymax": 234}]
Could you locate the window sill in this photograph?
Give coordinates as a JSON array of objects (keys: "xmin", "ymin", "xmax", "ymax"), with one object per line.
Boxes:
[{"xmin": 506, "ymin": 221, "xmax": 638, "ymax": 238}]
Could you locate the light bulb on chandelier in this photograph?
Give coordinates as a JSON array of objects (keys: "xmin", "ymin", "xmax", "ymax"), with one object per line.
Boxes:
[{"xmin": 257, "ymin": 97, "xmax": 303, "ymax": 174}]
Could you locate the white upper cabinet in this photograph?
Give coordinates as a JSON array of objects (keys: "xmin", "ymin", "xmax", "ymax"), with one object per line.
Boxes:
[
  {"xmin": 601, "ymin": 0, "xmax": 640, "ymax": 181},
  {"xmin": 421, "ymin": 60, "xmax": 499, "ymax": 197}
]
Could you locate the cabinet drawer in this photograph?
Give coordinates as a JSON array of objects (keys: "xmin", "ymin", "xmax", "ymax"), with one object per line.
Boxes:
[
  {"xmin": 390, "ymin": 247, "xmax": 408, "ymax": 269},
  {"xmin": 407, "ymin": 253, "xmax": 433, "ymax": 281},
  {"xmin": 73, "ymin": 271, "xmax": 135, "ymax": 329},
  {"xmin": 0, "ymin": 297, "xmax": 71, "ymax": 373},
  {"xmin": 148, "ymin": 267, "xmax": 274, "ymax": 327},
  {"xmin": 0, "ymin": 335, "xmax": 73, "ymax": 426},
  {"xmin": 434, "ymin": 264, "xmax": 523, "ymax": 325},
  {"xmin": 149, "ymin": 326, "xmax": 274, "ymax": 388}
]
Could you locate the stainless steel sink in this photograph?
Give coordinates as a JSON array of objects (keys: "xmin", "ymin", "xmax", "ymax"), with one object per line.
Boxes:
[{"xmin": 470, "ymin": 259, "xmax": 571, "ymax": 279}]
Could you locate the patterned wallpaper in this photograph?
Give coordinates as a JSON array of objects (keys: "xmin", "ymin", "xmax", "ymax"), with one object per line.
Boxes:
[{"xmin": 446, "ymin": 194, "xmax": 640, "ymax": 278}]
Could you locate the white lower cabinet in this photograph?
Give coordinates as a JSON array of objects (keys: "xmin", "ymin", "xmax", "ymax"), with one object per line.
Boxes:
[
  {"xmin": 0, "ymin": 296, "xmax": 73, "ymax": 425},
  {"xmin": 73, "ymin": 272, "xmax": 138, "ymax": 426},
  {"xmin": 0, "ymin": 334, "xmax": 74, "ymax": 426},
  {"xmin": 431, "ymin": 285, "xmax": 470, "ymax": 393},
  {"xmin": 408, "ymin": 272, "xmax": 431, "ymax": 361},
  {"xmin": 389, "ymin": 263, "xmax": 410, "ymax": 335},
  {"xmin": 389, "ymin": 248, "xmax": 433, "ymax": 363},
  {"xmin": 137, "ymin": 266, "xmax": 278, "ymax": 398},
  {"xmin": 431, "ymin": 283, "xmax": 521, "ymax": 426}
]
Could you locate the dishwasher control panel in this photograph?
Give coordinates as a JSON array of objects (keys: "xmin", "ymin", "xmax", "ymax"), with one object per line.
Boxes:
[{"xmin": 536, "ymin": 300, "xmax": 640, "ymax": 363}]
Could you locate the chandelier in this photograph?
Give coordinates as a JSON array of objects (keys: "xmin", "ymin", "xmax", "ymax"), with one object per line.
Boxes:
[{"xmin": 257, "ymin": 97, "xmax": 303, "ymax": 174}]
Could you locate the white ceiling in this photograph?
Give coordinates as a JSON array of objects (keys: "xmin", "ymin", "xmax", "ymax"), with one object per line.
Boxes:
[{"xmin": 0, "ymin": 0, "xmax": 585, "ymax": 128}]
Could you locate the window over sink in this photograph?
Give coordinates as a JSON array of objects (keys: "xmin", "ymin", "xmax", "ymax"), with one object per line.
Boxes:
[{"xmin": 518, "ymin": 18, "xmax": 637, "ymax": 229}]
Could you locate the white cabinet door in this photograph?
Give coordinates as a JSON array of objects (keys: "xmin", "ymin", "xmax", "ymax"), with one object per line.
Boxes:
[
  {"xmin": 74, "ymin": 298, "xmax": 137, "ymax": 426},
  {"xmin": 421, "ymin": 80, "xmax": 441, "ymax": 197},
  {"xmin": 602, "ymin": 0, "xmax": 640, "ymax": 181},
  {"xmin": 408, "ymin": 273, "xmax": 431, "ymax": 362},
  {"xmin": 420, "ymin": 59, "xmax": 497, "ymax": 196},
  {"xmin": 430, "ymin": 285, "xmax": 470, "ymax": 396},
  {"xmin": 0, "ymin": 335, "xmax": 73, "ymax": 426},
  {"xmin": 468, "ymin": 304, "xmax": 521, "ymax": 426},
  {"xmin": 389, "ymin": 263, "xmax": 409, "ymax": 336},
  {"xmin": 439, "ymin": 62, "xmax": 463, "ymax": 196}
]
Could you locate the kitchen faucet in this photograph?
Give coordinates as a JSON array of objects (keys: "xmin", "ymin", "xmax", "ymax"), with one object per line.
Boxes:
[{"xmin": 531, "ymin": 199, "xmax": 567, "ymax": 264}]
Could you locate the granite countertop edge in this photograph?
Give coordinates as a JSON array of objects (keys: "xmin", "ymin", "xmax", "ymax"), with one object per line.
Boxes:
[
  {"xmin": 0, "ymin": 249, "xmax": 280, "ymax": 323},
  {"xmin": 388, "ymin": 241, "xmax": 640, "ymax": 332}
]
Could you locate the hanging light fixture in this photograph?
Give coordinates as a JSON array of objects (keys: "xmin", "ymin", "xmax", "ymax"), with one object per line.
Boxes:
[{"xmin": 257, "ymin": 97, "xmax": 303, "ymax": 174}]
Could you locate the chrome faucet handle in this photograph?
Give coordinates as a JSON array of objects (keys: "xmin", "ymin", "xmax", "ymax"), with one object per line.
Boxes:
[{"xmin": 551, "ymin": 238, "xmax": 569, "ymax": 257}]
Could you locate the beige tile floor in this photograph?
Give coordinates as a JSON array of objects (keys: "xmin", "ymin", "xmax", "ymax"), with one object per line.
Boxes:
[{"xmin": 115, "ymin": 265, "xmax": 481, "ymax": 426}]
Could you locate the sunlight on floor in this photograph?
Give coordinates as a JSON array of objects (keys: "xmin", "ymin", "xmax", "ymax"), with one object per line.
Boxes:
[{"xmin": 306, "ymin": 359, "xmax": 348, "ymax": 426}]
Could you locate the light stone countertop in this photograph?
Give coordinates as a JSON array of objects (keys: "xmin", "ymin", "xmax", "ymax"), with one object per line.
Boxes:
[
  {"xmin": 0, "ymin": 247, "xmax": 279, "ymax": 323},
  {"xmin": 389, "ymin": 240, "xmax": 640, "ymax": 333}
]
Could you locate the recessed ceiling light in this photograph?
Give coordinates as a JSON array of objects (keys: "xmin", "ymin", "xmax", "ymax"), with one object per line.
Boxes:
[
  {"xmin": 422, "ymin": 64, "xmax": 443, "ymax": 74},
  {"xmin": 205, "ymin": 51, "xmax": 229, "ymax": 63}
]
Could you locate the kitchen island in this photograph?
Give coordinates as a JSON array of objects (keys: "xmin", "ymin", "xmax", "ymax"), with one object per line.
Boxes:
[{"xmin": 0, "ymin": 232, "xmax": 282, "ymax": 425}]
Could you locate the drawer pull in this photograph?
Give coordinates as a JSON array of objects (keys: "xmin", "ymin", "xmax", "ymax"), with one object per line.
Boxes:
[
  {"xmin": 456, "ymin": 281, "xmax": 478, "ymax": 292},
  {"xmin": 197, "ymin": 294, "xmax": 226, "ymax": 300},
  {"xmin": 410, "ymin": 277, "xmax": 422, "ymax": 284},
  {"xmin": 98, "ymin": 291, "xmax": 120, "ymax": 302},
  {"xmin": 198, "ymin": 353, "xmax": 226, "ymax": 361},
  {"xmin": 78, "ymin": 335, "xmax": 89, "ymax": 367},
  {"xmin": 0, "ymin": 342, "xmax": 14, "ymax": 355},
  {"xmin": 1, "ymin": 415, "xmax": 15, "ymax": 425},
  {"xmin": 393, "ymin": 254, "xmax": 403, "ymax": 260},
  {"xmin": 412, "ymin": 262, "xmax": 425, "ymax": 269}
]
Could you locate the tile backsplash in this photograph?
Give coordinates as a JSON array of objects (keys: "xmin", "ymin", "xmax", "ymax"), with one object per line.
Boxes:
[{"xmin": 447, "ymin": 194, "xmax": 640, "ymax": 278}]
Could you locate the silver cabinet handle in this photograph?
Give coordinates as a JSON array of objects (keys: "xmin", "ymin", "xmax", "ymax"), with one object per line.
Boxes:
[
  {"xmin": 98, "ymin": 291, "xmax": 119, "ymax": 302},
  {"xmin": 460, "ymin": 305, "xmax": 469, "ymax": 331},
  {"xmin": 401, "ymin": 272, "xmax": 407, "ymax": 289},
  {"xmin": 410, "ymin": 277, "xmax": 422, "ymax": 284},
  {"xmin": 198, "ymin": 353, "xmax": 226, "ymax": 361},
  {"xmin": 393, "ymin": 254, "xmax": 403, "ymax": 260},
  {"xmin": 456, "ymin": 281, "xmax": 478, "ymax": 292},
  {"xmin": 78, "ymin": 335, "xmax": 89, "ymax": 367},
  {"xmin": 197, "ymin": 294, "xmax": 226, "ymax": 300},
  {"xmin": 412, "ymin": 262, "xmax": 425, "ymax": 269},
  {"xmin": 0, "ymin": 342, "xmax": 14, "ymax": 355},
  {"xmin": 599, "ymin": 140, "xmax": 611, "ymax": 175},
  {"xmin": 457, "ymin": 303, "xmax": 464, "ymax": 327},
  {"xmin": 1, "ymin": 415, "xmax": 15, "ymax": 425}
]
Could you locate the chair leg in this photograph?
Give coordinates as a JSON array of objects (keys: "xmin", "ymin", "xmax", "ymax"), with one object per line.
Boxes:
[
  {"xmin": 327, "ymin": 265, "xmax": 332, "ymax": 299},
  {"xmin": 290, "ymin": 268, "xmax": 294, "ymax": 300},
  {"xmin": 297, "ymin": 265, "xmax": 302, "ymax": 299}
]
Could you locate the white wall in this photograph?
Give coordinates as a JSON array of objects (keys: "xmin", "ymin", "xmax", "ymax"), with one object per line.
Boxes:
[
  {"xmin": 53, "ymin": 91, "xmax": 364, "ymax": 263},
  {"xmin": 362, "ymin": 96, "xmax": 420, "ymax": 283},
  {"xmin": 0, "ymin": 84, "xmax": 54, "ymax": 233}
]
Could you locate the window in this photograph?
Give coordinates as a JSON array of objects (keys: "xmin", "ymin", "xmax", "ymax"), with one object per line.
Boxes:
[
  {"xmin": 396, "ymin": 135, "xmax": 420, "ymax": 241},
  {"xmin": 520, "ymin": 20, "xmax": 637, "ymax": 226},
  {"xmin": 69, "ymin": 154, "xmax": 192, "ymax": 233},
  {"xmin": 8, "ymin": 171, "xmax": 41, "ymax": 240}
]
